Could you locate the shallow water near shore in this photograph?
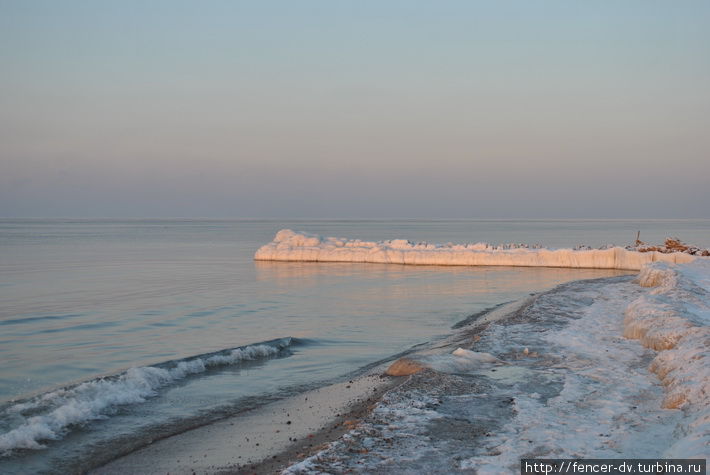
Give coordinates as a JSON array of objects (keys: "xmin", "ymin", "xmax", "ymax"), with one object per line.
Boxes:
[{"xmin": 1, "ymin": 219, "xmax": 707, "ymax": 473}]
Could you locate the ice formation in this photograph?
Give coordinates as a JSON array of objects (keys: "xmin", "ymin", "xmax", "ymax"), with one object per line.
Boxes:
[
  {"xmin": 624, "ymin": 261, "xmax": 710, "ymax": 457},
  {"xmin": 255, "ymin": 230, "xmax": 698, "ymax": 270}
]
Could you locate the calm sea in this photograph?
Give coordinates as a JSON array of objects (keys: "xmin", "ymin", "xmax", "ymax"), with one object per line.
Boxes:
[{"xmin": 0, "ymin": 218, "xmax": 708, "ymax": 473}]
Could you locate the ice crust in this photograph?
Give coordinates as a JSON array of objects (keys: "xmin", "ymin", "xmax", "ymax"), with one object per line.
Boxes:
[
  {"xmin": 624, "ymin": 261, "xmax": 710, "ymax": 457},
  {"xmin": 256, "ymin": 229, "xmax": 698, "ymax": 270},
  {"xmin": 0, "ymin": 338, "xmax": 292, "ymax": 455}
]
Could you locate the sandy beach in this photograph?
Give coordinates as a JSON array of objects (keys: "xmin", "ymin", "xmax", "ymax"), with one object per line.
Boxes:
[
  {"xmin": 91, "ymin": 298, "xmax": 531, "ymax": 474},
  {"xmin": 92, "ymin": 371, "xmax": 402, "ymax": 474}
]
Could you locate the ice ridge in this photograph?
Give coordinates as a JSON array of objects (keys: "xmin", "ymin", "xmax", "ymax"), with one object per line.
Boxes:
[{"xmin": 255, "ymin": 230, "xmax": 699, "ymax": 270}]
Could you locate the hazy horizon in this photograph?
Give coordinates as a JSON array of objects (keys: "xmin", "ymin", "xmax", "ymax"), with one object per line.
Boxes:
[
  {"xmin": 3, "ymin": 217, "xmax": 710, "ymax": 222},
  {"xmin": 2, "ymin": 1, "xmax": 709, "ymax": 219}
]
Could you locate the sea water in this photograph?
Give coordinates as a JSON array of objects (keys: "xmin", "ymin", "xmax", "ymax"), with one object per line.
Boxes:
[{"xmin": 0, "ymin": 219, "xmax": 708, "ymax": 473}]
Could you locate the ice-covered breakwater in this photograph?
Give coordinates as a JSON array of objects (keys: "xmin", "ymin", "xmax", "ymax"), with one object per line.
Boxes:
[{"xmin": 255, "ymin": 229, "xmax": 698, "ymax": 270}]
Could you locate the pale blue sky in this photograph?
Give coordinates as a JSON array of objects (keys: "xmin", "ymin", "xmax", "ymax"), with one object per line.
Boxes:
[{"xmin": 1, "ymin": 1, "xmax": 709, "ymax": 218}]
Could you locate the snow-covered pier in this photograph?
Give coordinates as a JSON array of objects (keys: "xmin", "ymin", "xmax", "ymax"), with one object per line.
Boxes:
[{"xmin": 255, "ymin": 229, "xmax": 698, "ymax": 271}]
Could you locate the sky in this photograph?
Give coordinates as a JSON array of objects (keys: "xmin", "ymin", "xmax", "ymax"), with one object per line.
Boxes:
[{"xmin": 1, "ymin": 1, "xmax": 709, "ymax": 219}]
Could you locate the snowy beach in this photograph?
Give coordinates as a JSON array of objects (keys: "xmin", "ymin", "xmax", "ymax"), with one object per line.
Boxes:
[{"xmin": 284, "ymin": 260, "xmax": 709, "ymax": 473}]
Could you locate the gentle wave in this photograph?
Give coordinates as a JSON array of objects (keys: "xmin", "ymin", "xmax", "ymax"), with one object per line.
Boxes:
[
  {"xmin": 0, "ymin": 314, "xmax": 83, "ymax": 327},
  {"xmin": 0, "ymin": 337, "xmax": 293, "ymax": 454}
]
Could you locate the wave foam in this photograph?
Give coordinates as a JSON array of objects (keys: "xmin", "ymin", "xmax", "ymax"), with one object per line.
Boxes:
[{"xmin": 0, "ymin": 338, "xmax": 292, "ymax": 454}]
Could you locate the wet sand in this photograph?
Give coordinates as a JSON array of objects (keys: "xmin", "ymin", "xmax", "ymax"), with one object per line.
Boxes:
[
  {"xmin": 92, "ymin": 298, "xmax": 531, "ymax": 474},
  {"xmin": 92, "ymin": 372, "xmax": 404, "ymax": 475}
]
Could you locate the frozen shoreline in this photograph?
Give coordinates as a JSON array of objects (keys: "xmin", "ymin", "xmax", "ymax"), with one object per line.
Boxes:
[
  {"xmin": 286, "ymin": 261, "xmax": 709, "ymax": 473},
  {"xmin": 255, "ymin": 230, "xmax": 699, "ymax": 270},
  {"xmin": 91, "ymin": 261, "xmax": 709, "ymax": 473}
]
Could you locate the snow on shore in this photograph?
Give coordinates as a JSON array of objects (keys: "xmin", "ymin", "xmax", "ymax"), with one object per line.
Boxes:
[
  {"xmin": 284, "ymin": 261, "xmax": 710, "ymax": 473},
  {"xmin": 625, "ymin": 260, "xmax": 710, "ymax": 457},
  {"xmin": 255, "ymin": 230, "xmax": 697, "ymax": 270}
]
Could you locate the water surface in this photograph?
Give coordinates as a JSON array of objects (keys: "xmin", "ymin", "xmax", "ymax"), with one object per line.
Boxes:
[{"xmin": 1, "ymin": 218, "xmax": 706, "ymax": 472}]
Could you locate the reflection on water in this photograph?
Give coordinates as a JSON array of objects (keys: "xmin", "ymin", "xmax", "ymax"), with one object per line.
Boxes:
[{"xmin": 255, "ymin": 259, "xmax": 631, "ymax": 312}]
